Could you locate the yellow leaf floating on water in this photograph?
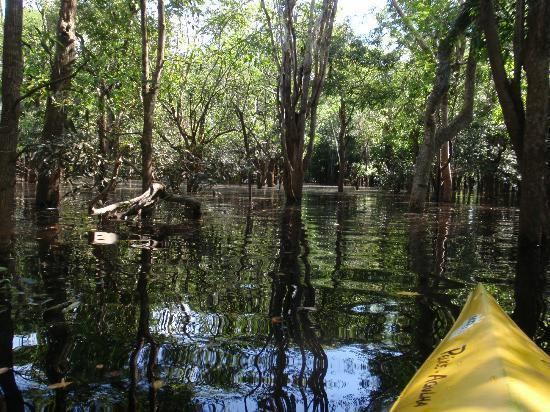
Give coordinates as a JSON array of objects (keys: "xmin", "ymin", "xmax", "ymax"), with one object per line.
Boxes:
[
  {"xmin": 48, "ymin": 378, "xmax": 71, "ymax": 389},
  {"xmin": 0, "ymin": 367, "xmax": 10, "ymax": 375},
  {"xmin": 395, "ymin": 291, "xmax": 421, "ymax": 297},
  {"xmin": 152, "ymin": 380, "xmax": 164, "ymax": 390}
]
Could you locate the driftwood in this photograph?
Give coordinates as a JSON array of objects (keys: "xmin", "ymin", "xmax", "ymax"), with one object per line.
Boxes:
[{"xmin": 90, "ymin": 182, "xmax": 201, "ymax": 219}]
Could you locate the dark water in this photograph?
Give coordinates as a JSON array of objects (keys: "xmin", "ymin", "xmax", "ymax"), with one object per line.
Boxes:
[{"xmin": 0, "ymin": 184, "xmax": 547, "ymax": 411}]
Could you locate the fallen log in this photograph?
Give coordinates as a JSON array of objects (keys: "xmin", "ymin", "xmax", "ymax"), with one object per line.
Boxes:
[{"xmin": 90, "ymin": 183, "xmax": 201, "ymax": 219}]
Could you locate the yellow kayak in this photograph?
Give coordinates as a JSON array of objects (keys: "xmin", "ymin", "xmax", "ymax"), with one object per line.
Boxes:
[{"xmin": 390, "ymin": 284, "xmax": 550, "ymax": 411}]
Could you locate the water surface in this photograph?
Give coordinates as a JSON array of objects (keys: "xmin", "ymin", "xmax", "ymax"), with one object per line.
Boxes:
[{"xmin": 0, "ymin": 184, "xmax": 547, "ymax": 411}]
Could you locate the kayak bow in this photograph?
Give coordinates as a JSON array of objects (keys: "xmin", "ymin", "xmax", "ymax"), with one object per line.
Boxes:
[{"xmin": 390, "ymin": 283, "xmax": 550, "ymax": 411}]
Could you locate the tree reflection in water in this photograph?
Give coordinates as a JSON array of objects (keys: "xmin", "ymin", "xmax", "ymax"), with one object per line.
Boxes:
[
  {"xmin": 0, "ymin": 218, "xmax": 24, "ymax": 411},
  {"xmin": 256, "ymin": 205, "xmax": 329, "ymax": 411},
  {"xmin": 514, "ymin": 243, "xmax": 548, "ymax": 348},
  {"xmin": 129, "ymin": 246, "xmax": 160, "ymax": 412},
  {"xmin": 37, "ymin": 210, "xmax": 74, "ymax": 412}
]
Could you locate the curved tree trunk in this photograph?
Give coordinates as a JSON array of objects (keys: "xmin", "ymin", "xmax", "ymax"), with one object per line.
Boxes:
[
  {"xmin": 35, "ymin": 0, "xmax": 77, "ymax": 209},
  {"xmin": 90, "ymin": 183, "xmax": 201, "ymax": 219},
  {"xmin": 409, "ymin": 5, "xmax": 476, "ymax": 211}
]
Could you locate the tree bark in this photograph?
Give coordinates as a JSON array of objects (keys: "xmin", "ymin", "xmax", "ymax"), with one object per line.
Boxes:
[
  {"xmin": 35, "ymin": 0, "xmax": 77, "ymax": 208},
  {"xmin": 480, "ymin": 0, "xmax": 525, "ymax": 161},
  {"xmin": 409, "ymin": 6, "xmax": 476, "ymax": 211},
  {"xmin": 267, "ymin": 158, "xmax": 276, "ymax": 187},
  {"xmin": 336, "ymin": 98, "xmax": 351, "ymax": 193},
  {"xmin": 0, "ymin": 0, "xmax": 23, "ymax": 239},
  {"xmin": 519, "ymin": 0, "xmax": 549, "ymax": 245},
  {"xmin": 481, "ymin": 0, "xmax": 549, "ymax": 245},
  {"xmin": 90, "ymin": 183, "xmax": 201, "ymax": 219},
  {"xmin": 140, "ymin": 0, "xmax": 165, "ymax": 192},
  {"xmin": 439, "ymin": 93, "xmax": 452, "ymax": 202}
]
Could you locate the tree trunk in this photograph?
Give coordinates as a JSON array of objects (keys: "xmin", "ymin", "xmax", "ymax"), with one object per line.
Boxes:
[
  {"xmin": 481, "ymin": 0, "xmax": 549, "ymax": 245},
  {"xmin": 266, "ymin": 158, "xmax": 276, "ymax": 187},
  {"xmin": 439, "ymin": 93, "xmax": 452, "ymax": 202},
  {"xmin": 35, "ymin": 0, "xmax": 77, "ymax": 209},
  {"xmin": 141, "ymin": 98, "xmax": 154, "ymax": 191},
  {"xmin": 520, "ymin": 0, "xmax": 549, "ymax": 245},
  {"xmin": 90, "ymin": 183, "xmax": 201, "ymax": 219},
  {"xmin": 0, "ymin": 0, "xmax": 23, "ymax": 240},
  {"xmin": 336, "ymin": 98, "xmax": 350, "ymax": 193},
  {"xmin": 139, "ymin": 0, "xmax": 165, "ymax": 193},
  {"xmin": 263, "ymin": 0, "xmax": 338, "ymax": 204},
  {"xmin": 96, "ymin": 82, "xmax": 112, "ymax": 189},
  {"xmin": 409, "ymin": 12, "xmax": 476, "ymax": 211}
]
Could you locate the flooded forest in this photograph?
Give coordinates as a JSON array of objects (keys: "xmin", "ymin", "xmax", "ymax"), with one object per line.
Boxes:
[{"xmin": 0, "ymin": 0, "xmax": 548, "ymax": 410}]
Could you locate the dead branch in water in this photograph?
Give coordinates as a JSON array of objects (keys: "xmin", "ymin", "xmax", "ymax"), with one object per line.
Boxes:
[{"xmin": 90, "ymin": 182, "xmax": 201, "ymax": 219}]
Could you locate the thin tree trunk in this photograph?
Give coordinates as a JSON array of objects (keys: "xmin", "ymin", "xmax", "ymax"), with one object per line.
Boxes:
[
  {"xmin": 36, "ymin": 0, "xmax": 77, "ymax": 208},
  {"xmin": 267, "ymin": 158, "xmax": 276, "ymax": 187},
  {"xmin": 439, "ymin": 93, "xmax": 452, "ymax": 202},
  {"xmin": 140, "ymin": 0, "xmax": 165, "ymax": 193},
  {"xmin": 0, "ymin": 0, "xmax": 23, "ymax": 238},
  {"xmin": 96, "ymin": 82, "xmax": 111, "ymax": 189},
  {"xmin": 336, "ymin": 99, "xmax": 350, "ymax": 193}
]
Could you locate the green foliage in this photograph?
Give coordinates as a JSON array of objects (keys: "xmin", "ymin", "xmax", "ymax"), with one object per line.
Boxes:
[{"xmin": 7, "ymin": 0, "xmax": 517, "ymax": 195}]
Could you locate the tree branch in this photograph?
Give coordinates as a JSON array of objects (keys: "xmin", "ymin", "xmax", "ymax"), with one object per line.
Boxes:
[{"xmin": 390, "ymin": 0, "xmax": 434, "ymax": 59}]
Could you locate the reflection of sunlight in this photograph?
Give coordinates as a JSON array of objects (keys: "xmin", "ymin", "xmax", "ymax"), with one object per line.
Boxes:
[
  {"xmin": 12, "ymin": 333, "xmax": 38, "ymax": 350},
  {"xmin": 90, "ymin": 231, "xmax": 118, "ymax": 245},
  {"xmin": 149, "ymin": 304, "xmax": 386, "ymax": 409},
  {"xmin": 192, "ymin": 345, "xmax": 381, "ymax": 410}
]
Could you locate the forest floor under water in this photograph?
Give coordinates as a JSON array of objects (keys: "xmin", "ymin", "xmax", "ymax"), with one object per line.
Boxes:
[{"xmin": 0, "ymin": 182, "xmax": 548, "ymax": 411}]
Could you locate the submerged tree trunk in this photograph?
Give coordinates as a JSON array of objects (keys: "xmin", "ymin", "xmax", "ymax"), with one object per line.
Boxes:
[
  {"xmin": 439, "ymin": 142, "xmax": 452, "ymax": 201},
  {"xmin": 480, "ymin": 0, "xmax": 549, "ymax": 245},
  {"xmin": 336, "ymin": 99, "xmax": 351, "ymax": 193},
  {"xmin": 266, "ymin": 158, "xmax": 276, "ymax": 187},
  {"xmin": 262, "ymin": 0, "xmax": 338, "ymax": 204},
  {"xmin": 35, "ymin": 0, "xmax": 77, "ymax": 208},
  {"xmin": 90, "ymin": 183, "xmax": 201, "ymax": 220},
  {"xmin": 96, "ymin": 81, "xmax": 116, "ymax": 189},
  {"xmin": 140, "ymin": 0, "xmax": 165, "ymax": 192},
  {"xmin": 519, "ymin": 0, "xmax": 549, "ymax": 245},
  {"xmin": 0, "ymin": 0, "xmax": 23, "ymax": 238},
  {"xmin": 0, "ymin": 2, "xmax": 24, "ymax": 389},
  {"xmin": 439, "ymin": 93, "xmax": 452, "ymax": 203},
  {"xmin": 409, "ymin": 3, "xmax": 476, "ymax": 211}
]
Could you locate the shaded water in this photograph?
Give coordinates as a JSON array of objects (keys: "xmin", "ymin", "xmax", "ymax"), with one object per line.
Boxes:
[{"xmin": 0, "ymin": 184, "xmax": 548, "ymax": 411}]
